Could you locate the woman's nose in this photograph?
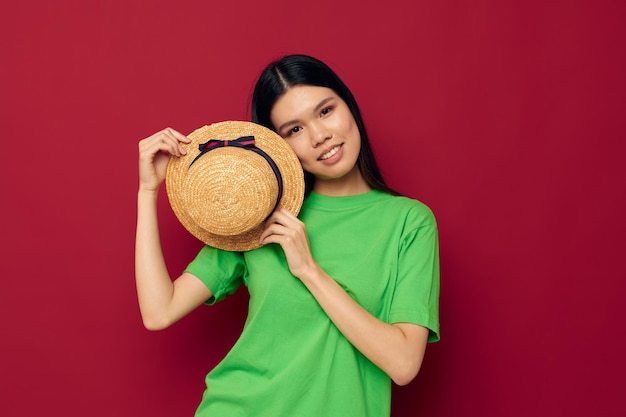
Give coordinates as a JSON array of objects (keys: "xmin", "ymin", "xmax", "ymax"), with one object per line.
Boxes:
[{"xmin": 310, "ymin": 121, "xmax": 331, "ymax": 146}]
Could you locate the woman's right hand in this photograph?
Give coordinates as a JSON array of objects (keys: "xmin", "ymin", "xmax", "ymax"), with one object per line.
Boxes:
[{"xmin": 138, "ymin": 128, "xmax": 191, "ymax": 192}]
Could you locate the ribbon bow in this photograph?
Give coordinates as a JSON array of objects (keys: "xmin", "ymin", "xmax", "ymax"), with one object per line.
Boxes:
[{"xmin": 189, "ymin": 135, "xmax": 256, "ymax": 167}]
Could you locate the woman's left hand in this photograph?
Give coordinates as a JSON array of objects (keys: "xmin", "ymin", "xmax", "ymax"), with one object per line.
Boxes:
[{"xmin": 259, "ymin": 208, "xmax": 318, "ymax": 280}]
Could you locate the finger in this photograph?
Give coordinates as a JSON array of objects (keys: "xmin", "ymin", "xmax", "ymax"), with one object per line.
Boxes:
[
  {"xmin": 141, "ymin": 128, "xmax": 190, "ymax": 156},
  {"xmin": 139, "ymin": 137, "xmax": 179, "ymax": 160},
  {"xmin": 145, "ymin": 131, "xmax": 187, "ymax": 157},
  {"xmin": 259, "ymin": 222, "xmax": 289, "ymax": 243},
  {"xmin": 163, "ymin": 127, "xmax": 191, "ymax": 155},
  {"xmin": 259, "ymin": 233, "xmax": 282, "ymax": 247},
  {"xmin": 265, "ymin": 208, "xmax": 299, "ymax": 228},
  {"xmin": 259, "ymin": 229, "xmax": 297, "ymax": 247},
  {"xmin": 155, "ymin": 131, "xmax": 186, "ymax": 156},
  {"xmin": 164, "ymin": 127, "xmax": 191, "ymax": 143}
]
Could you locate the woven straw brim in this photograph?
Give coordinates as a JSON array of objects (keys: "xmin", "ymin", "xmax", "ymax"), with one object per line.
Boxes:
[{"xmin": 166, "ymin": 121, "xmax": 305, "ymax": 251}]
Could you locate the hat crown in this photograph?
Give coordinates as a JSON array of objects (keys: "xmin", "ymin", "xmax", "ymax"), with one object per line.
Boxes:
[
  {"xmin": 181, "ymin": 147, "xmax": 278, "ymax": 235},
  {"xmin": 166, "ymin": 121, "xmax": 305, "ymax": 251}
]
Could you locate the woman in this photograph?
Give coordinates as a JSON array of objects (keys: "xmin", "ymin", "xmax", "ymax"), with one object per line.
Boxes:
[{"xmin": 136, "ymin": 54, "xmax": 440, "ymax": 416}]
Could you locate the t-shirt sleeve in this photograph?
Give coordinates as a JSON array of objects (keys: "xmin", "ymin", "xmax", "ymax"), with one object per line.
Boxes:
[
  {"xmin": 389, "ymin": 207, "xmax": 441, "ymax": 342},
  {"xmin": 185, "ymin": 245, "xmax": 246, "ymax": 305}
]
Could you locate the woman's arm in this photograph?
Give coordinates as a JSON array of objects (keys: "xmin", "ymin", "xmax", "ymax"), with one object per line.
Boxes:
[
  {"xmin": 299, "ymin": 270, "xmax": 428, "ymax": 386},
  {"xmin": 259, "ymin": 208, "xmax": 429, "ymax": 386},
  {"xmin": 135, "ymin": 128, "xmax": 213, "ymax": 331}
]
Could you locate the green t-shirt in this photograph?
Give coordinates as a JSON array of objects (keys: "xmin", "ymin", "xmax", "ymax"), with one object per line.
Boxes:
[{"xmin": 186, "ymin": 189, "xmax": 440, "ymax": 417}]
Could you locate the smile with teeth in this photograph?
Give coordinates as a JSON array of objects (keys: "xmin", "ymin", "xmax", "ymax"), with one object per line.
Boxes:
[{"xmin": 319, "ymin": 144, "xmax": 342, "ymax": 160}]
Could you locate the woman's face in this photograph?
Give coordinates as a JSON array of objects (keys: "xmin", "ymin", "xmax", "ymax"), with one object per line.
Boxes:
[{"xmin": 270, "ymin": 85, "xmax": 367, "ymax": 194}]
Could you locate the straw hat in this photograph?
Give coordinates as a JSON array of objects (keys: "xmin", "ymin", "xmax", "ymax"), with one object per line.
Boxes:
[{"xmin": 166, "ymin": 121, "xmax": 305, "ymax": 251}]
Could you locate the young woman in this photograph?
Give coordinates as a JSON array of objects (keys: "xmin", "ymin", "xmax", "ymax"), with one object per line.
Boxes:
[{"xmin": 136, "ymin": 54, "xmax": 440, "ymax": 416}]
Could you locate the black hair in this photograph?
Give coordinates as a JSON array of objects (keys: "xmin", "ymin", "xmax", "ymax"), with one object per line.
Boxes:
[{"xmin": 251, "ymin": 54, "xmax": 399, "ymax": 196}]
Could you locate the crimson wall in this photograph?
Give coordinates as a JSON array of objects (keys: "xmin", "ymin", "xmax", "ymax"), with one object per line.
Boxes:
[{"xmin": 2, "ymin": 1, "xmax": 625, "ymax": 416}]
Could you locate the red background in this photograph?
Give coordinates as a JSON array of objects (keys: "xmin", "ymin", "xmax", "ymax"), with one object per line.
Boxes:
[{"xmin": 2, "ymin": 1, "xmax": 625, "ymax": 416}]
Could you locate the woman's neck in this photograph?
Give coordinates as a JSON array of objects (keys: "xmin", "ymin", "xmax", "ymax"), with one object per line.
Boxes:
[{"xmin": 312, "ymin": 168, "xmax": 371, "ymax": 196}]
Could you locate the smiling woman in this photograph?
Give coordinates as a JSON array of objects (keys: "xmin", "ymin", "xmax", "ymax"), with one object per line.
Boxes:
[{"xmin": 135, "ymin": 54, "xmax": 440, "ymax": 417}]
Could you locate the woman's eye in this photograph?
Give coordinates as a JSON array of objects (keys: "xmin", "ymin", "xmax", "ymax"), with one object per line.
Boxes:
[
  {"xmin": 320, "ymin": 107, "xmax": 332, "ymax": 116},
  {"xmin": 288, "ymin": 126, "xmax": 302, "ymax": 136}
]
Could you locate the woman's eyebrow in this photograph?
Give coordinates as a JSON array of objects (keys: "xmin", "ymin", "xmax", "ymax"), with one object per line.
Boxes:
[
  {"xmin": 277, "ymin": 97, "xmax": 335, "ymax": 133},
  {"xmin": 277, "ymin": 119, "xmax": 298, "ymax": 133},
  {"xmin": 313, "ymin": 97, "xmax": 334, "ymax": 113}
]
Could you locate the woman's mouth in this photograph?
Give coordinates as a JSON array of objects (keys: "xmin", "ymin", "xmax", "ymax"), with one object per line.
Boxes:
[{"xmin": 319, "ymin": 144, "xmax": 342, "ymax": 161}]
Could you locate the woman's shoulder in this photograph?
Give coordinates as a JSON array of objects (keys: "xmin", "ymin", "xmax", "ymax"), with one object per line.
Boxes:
[{"xmin": 379, "ymin": 192, "xmax": 437, "ymax": 226}]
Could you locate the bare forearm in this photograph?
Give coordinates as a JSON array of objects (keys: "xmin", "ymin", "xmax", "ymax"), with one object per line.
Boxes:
[
  {"xmin": 300, "ymin": 266, "xmax": 428, "ymax": 385},
  {"xmin": 135, "ymin": 189, "xmax": 175, "ymax": 328}
]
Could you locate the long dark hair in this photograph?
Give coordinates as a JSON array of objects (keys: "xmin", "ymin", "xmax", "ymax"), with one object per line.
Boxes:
[{"xmin": 251, "ymin": 54, "xmax": 399, "ymax": 196}]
